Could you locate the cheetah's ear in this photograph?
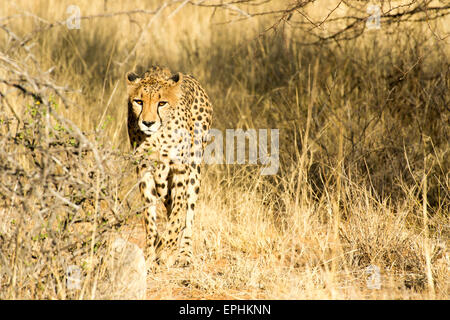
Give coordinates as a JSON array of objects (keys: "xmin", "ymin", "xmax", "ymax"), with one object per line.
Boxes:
[
  {"xmin": 168, "ymin": 72, "xmax": 183, "ymax": 86},
  {"xmin": 126, "ymin": 71, "xmax": 141, "ymax": 85}
]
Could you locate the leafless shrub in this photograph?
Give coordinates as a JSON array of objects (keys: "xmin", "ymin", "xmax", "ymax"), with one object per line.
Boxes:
[{"xmin": 0, "ymin": 22, "xmax": 147, "ymax": 298}]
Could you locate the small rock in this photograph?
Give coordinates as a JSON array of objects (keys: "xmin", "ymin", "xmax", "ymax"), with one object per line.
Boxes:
[{"xmin": 97, "ymin": 237, "xmax": 147, "ymax": 299}]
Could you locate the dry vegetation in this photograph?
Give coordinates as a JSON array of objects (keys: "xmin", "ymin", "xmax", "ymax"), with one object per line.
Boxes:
[{"xmin": 0, "ymin": 0, "xmax": 449, "ymax": 299}]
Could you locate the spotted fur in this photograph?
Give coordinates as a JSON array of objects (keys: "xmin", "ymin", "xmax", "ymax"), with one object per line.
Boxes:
[{"xmin": 126, "ymin": 66, "xmax": 212, "ymax": 267}]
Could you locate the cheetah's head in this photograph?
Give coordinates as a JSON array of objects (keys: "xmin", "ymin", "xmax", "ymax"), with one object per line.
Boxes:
[{"xmin": 126, "ymin": 69, "xmax": 183, "ymax": 136}]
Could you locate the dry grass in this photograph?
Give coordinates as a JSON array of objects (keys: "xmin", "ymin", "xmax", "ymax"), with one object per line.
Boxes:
[{"xmin": 0, "ymin": 0, "xmax": 448, "ymax": 299}]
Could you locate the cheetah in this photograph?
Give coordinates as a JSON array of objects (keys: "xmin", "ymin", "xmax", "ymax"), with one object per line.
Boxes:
[{"xmin": 126, "ymin": 66, "xmax": 212, "ymax": 267}]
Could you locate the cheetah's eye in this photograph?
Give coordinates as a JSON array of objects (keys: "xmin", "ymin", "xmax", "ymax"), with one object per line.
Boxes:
[
  {"xmin": 133, "ymin": 99, "xmax": 143, "ymax": 106},
  {"xmin": 158, "ymin": 101, "xmax": 168, "ymax": 108}
]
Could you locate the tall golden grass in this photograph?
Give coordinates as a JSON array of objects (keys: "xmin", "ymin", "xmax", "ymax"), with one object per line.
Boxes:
[{"xmin": 0, "ymin": 0, "xmax": 448, "ymax": 299}]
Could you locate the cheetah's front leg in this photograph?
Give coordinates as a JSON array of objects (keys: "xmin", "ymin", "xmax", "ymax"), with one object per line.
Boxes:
[
  {"xmin": 176, "ymin": 163, "xmax": 202, "ymax": 267},
  {"xmin": 139, "ymin": 170, "xmax": 160, "ymax": 267},
  {"xmin": 158, "ymin": 165, "xmax": 190, "ymax": 266}
]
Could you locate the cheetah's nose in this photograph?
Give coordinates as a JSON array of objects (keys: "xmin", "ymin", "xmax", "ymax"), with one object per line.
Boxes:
[{"xmin": 142, "ymin": 121, "xmax": 156, "ymax": 127}]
